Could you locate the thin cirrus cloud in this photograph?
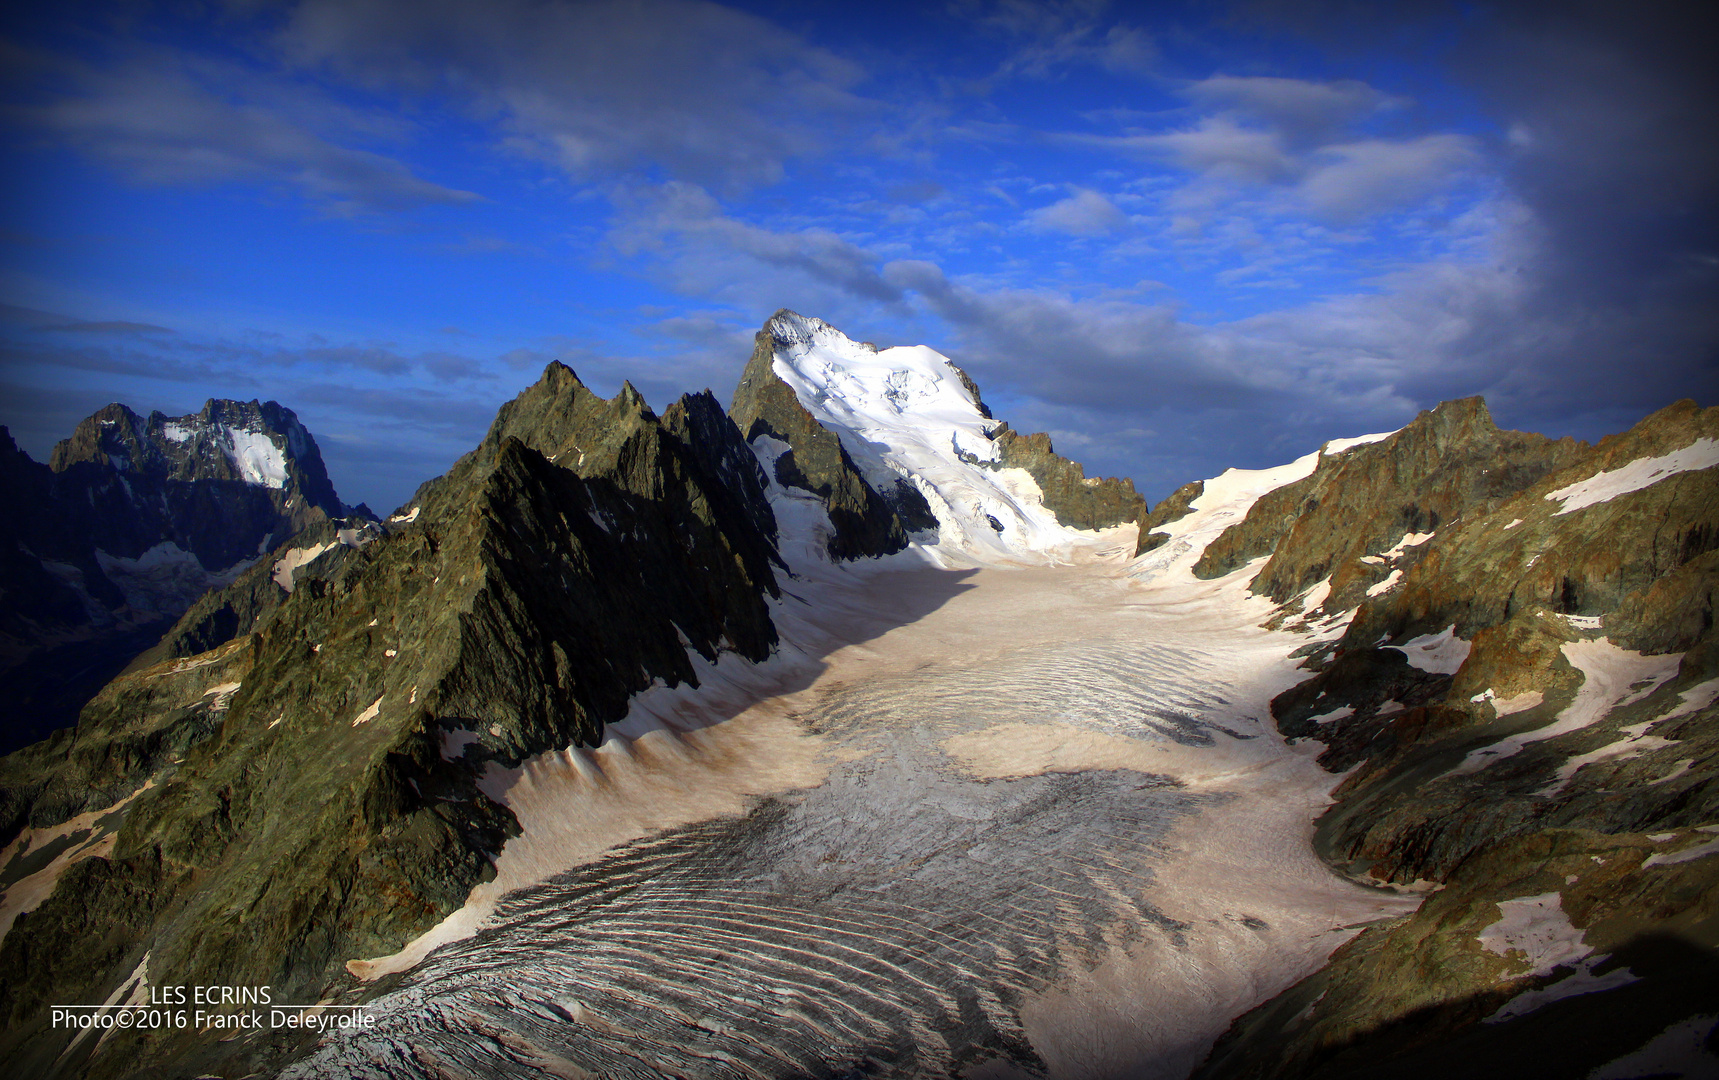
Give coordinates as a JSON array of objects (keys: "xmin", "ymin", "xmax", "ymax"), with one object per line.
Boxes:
[
  {"xmin": 3, "ymin": 45, "xmax": 478, "ymax": 215},
  {"xmin": 1068, "ymin": 74, "xmax": 1479, "ymax": 224},
  {"xmin": 275, "ymin": 0, "xmax": 873, "ymax": 191}
]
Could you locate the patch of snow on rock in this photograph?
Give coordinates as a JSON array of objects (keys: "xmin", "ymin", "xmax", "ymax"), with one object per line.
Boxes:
[
  {"xmin": 221, "ymin": 425, "xmax": 290, "ymax": 489},
  {"xmin": 1478, "ymin": 892, "xmax": 1592, "ymax": 977},
  {"xmin": 1451, "ymin": 640, "xmax": 1682, "ymax": 777},
  {"xmin": 352, "ymin": 696, "xmax": 383, "ymax": 727},
  {"xmin": 1470, "ymin": 688, "xmax": 1544, "ymax": 716},
  {"xmin": 1643, "ymin": 830, "xmax": 1719, "ymax": 867},
  {"xmin": 1322, "ymin": 430, "xmax": 1398, "ymax": 455},
  {"xmin": 1486, "ymin": 954, "xmax": 1639, "ymax": 1024},
  {"xmin": 1653, "ymin": 677, "xmax": 1719, "ymax": 726},
  {"xmin": 272, "ymin": 542, "xmax": 334, "ymax": 593},
  {"xmin": 1381, "ymin": 531, "xmax": 1434, "ymax": 558},
  {"xmin": 1546, "ymin": 438, "xmax": 1719, "ymax": 516},
  {"xmin": 1390, "ymin": 625, "xmax": 1470, "ymax": 674},
  {"xmin": 1541, "ymin": 732, "xmax": 1675, "ymax": 795},
  {"xmin": 1365, "ymin": 569, "xmax": 1403, "ymax": 597}
]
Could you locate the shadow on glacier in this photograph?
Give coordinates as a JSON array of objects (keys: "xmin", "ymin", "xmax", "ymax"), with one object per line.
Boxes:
[{"xmin": 597, "ymin": 562, "xmax": 987, "ymax": 744}]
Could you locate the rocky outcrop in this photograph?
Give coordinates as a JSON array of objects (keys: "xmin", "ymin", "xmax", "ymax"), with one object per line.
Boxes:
[
  {"xmin": 1197, "ymin": 398, "xmax": 1719, "ymax": 1079},
  {"xmin": 47, "ymin": 399, "xmax": 345, "ymax": 564},
  {"xmin": 990, "ymin": 423, "xmax": 1152, "ymax": 549},
  {"xmin": 1196, "ymin": 826, "xmax": 1719, "ymax": 1080},
  {"xmin": 0, "ymin": 365, "xmax": 782, "ymax": 1079},
  {"xmin": 729, "ymin": 312, "xmax": 932, "ymax": 559},
  {"xmin": 1137, "ymin": 479, "xmax": 1204, "ymax": 553},
  {"xmin": 0, "ymin": 401, "xmax": 357, "ymax": 752},
  {"xmin": 1193, "ymin": 398, "xmax": 1583, "ymax": 608}
]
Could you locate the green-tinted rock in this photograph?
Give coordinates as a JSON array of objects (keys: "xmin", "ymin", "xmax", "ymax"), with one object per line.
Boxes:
[
  {"xmin": 990, "ymin": 423, "xmax": 1152, "ymax": 549},
  {"xmin": 0, "ymin": 365, "xmax": 784, "ymax": 1079}
]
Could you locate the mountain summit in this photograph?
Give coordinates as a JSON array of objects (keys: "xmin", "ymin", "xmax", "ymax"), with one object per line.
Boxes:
[
  {"xmin": 732, "ymin": 310, "xmax": 1149, "ymax": 564},
  {"xmin": 0, "ymin": 399, "xmax": 355, "ymax": 751}
]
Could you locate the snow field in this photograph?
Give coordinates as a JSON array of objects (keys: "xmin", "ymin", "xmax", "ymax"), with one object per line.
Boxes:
[{"xmin": 1545, "ymin": 438, "xmax": 1718, "ymax": 515}]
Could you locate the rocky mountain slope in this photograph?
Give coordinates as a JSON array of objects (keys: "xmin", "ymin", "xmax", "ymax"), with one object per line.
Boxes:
[
  {"xmin": 1, "ymin": 310, "xmax": 1708, "ymax": 1079},
  {"xmin": 0, "ymin": 366, "xmax": 790, "ymax": 1079},
  {"xmin": 0, "ymin": 313, "xmax": 1168, "ymax": 1080},
  {"xmin": 0, "ymin": 401, "xmax": 356, "ymax": 752},
  {"xmin": 1183, "ymin": 399, "xmax": 1719, "ymax": 1079}
]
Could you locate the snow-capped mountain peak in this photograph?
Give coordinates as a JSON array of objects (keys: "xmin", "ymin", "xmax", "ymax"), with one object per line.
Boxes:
[{"xmin": 756, "ymin": 311, "xmax": 1138, "ymax": 566}]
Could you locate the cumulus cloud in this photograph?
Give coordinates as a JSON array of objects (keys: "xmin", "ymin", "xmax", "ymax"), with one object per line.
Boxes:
[{"xmin": 1297, "ymin": 134, "xmax": 1478, "ymax": 220}]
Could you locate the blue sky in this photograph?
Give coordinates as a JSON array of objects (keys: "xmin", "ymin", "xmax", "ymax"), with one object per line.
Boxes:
[{"xmin": 2, "ymin": 0, "xmax": 1714, "ymax": 513}]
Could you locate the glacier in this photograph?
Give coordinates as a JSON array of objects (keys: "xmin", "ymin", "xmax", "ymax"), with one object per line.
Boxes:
[{"xmin": 280, "ymin": 321, "xmax": 1434, "ymax": 1079}]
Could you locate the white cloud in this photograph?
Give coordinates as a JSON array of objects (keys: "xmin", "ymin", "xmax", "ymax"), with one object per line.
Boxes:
[
  {"xmin": 1298, "ymin": 135, "xmax": 1479, "ymax": 220},
  {"xmin": 1026, "ymin": 188, "xmax": 1129, "ymax": 236},
  {"xmin": 609, "ymin": 181, "xmax": 905, "ymax": 311},
  {"xmin": 1088, "ymin": 116, "xmax": 1294, "ymax": 184},
  {"xmin": 1067, "ymin": 76, "xmax": 1478, "ymax": 227},
  {"xmin": 1185, "ymin": 75, "xmax": 1399, "ymax": 139}
]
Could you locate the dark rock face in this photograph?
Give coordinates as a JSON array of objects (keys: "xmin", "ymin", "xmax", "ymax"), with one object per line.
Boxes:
[
  {"xmin": 729, "ymin": 312, "xmax": 929, "ymax": 559},
  {"xmin": 48, "ymin": 399, "xmax": 343, "ymax": 565},
  {"xmin": 1197, "ymin": 398, "xmax": 1719, "ymax": 1080},
  {"xmin": 1195, "ymin": 828, "xmax": 1719, "ymax": 1080},
  {"xmin": 0, "ymin": 401, "xmax": 353, "ymax": 752},
  {"xmin": 1137, "ymin": 479, "xmax": 1204, "ymax": 553},
  {"xmin": 990, "ymin": 423, "xmax": 1152, "ymax": 550},
  {"xmin": 0, "ymin": 364, "xmax": 783, "ymax": 1080}
]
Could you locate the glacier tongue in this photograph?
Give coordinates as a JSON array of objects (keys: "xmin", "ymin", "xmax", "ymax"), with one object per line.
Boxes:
[{"xmin": 763, "ymin": 312, "xmax": 1130, "ymax": 566}]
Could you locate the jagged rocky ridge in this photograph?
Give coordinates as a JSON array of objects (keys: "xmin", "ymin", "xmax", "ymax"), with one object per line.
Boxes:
[
  {"xmin": 0, "ymin": 366, "xmax": 783, "ymax": 1079},
  {"xmin": 0, "ymin": 311, "xmax": 1166, "ymax": 1080},
  {"xmin": 1191, "ymin": 399, "xmax": 1719, "ymax": 1079},
  {"xmin": 0, "ymin": 401, "xmax": 356, "ymax": 752}
]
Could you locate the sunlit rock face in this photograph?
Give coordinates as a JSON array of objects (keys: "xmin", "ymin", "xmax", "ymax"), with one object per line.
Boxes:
[{"xmin": 1192, "ymin": 399, "xmax": 1719, "ymax": 1080}]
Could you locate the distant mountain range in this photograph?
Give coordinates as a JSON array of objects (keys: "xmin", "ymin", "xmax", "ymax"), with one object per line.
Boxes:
[
  {"xmin": 0, "ymin": 399, "xmax": 366, "ymax": 752},
  {"xmin": 0, "ymin": 311, "xmax": 1713, "ymax": 1079}
]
